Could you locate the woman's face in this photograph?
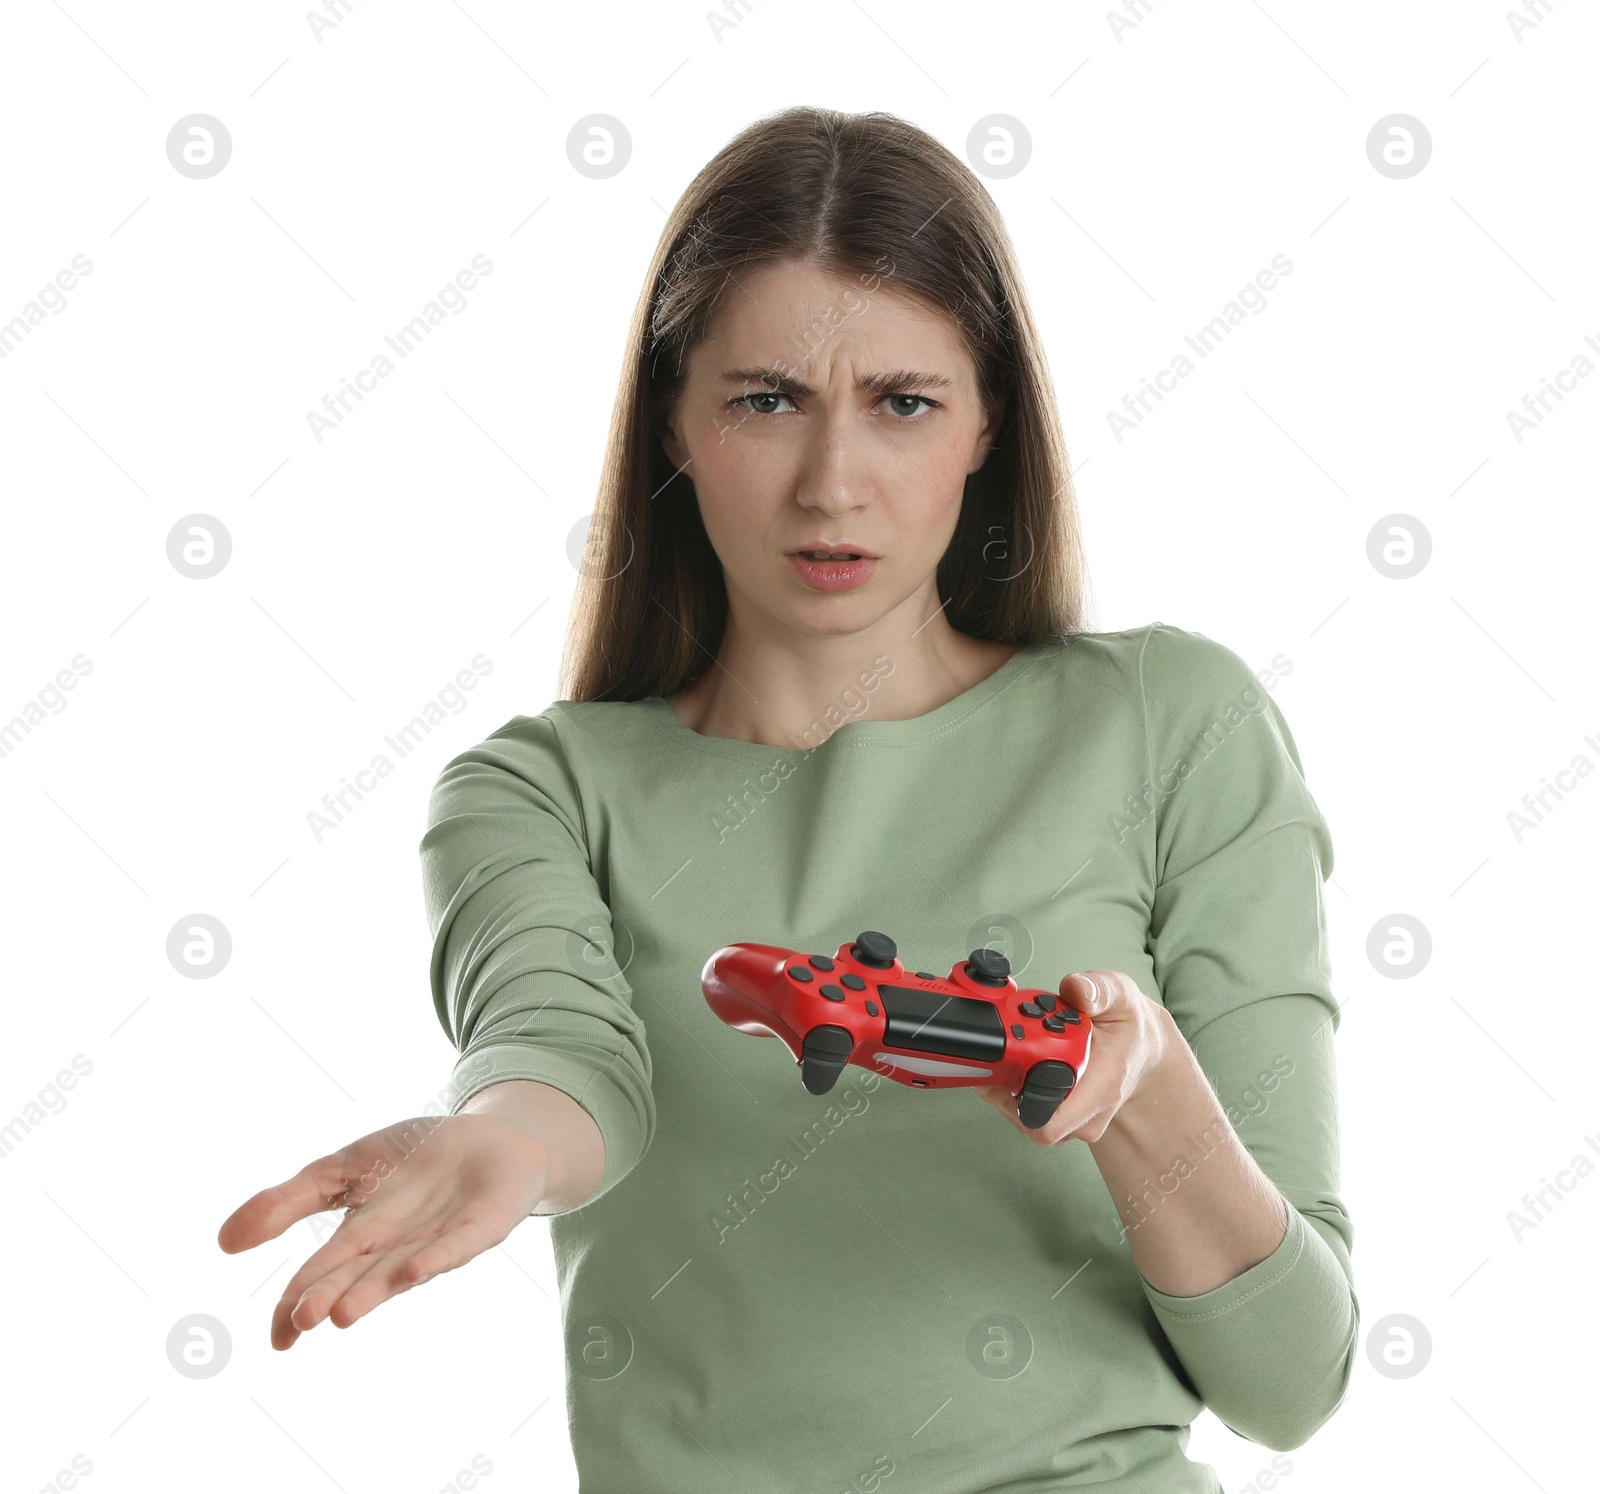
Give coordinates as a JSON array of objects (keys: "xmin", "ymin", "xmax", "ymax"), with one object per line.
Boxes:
[{"xmin": 658, "ymin": 257, "xmax": 1003, "ymax": 641}]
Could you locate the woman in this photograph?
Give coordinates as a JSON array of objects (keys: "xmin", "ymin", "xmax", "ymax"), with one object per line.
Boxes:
[{"xmin": 219, "ymin": 106, "xmax": 1356, "ymax": 1492}]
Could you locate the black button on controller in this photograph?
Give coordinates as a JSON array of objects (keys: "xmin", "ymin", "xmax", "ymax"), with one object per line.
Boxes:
[
  {"xmin": 1036, "ymin": 994, "xmax": 1057, "ymax": 1012},
  {"xmin": 808, "ymin": 955, "xmax": 835, "ymax": 972},
  {"xmin": 852, "ymin": 931, "xmax": 897, "ymax": 968},
  {"xmin": 965, "ymin": 947, "xmax": 1011, "ymax": 986},
  {"xmin": 1019, "ymin": 1002, "xmax": 1042, "ymax": 1018},
  {"xmin": 788, "ymin": 966, "xmax": 813, "ymax": 982},
  {"xmin": 820, "ymin": 984, "xmax": 845, "ymax": 1002},
  {"xmin": 840, "ymin": 973, "xmax": 865, "ymax": 991},
  {"xmin": 1011, "ymin": 1024, "xmax": 1026, "ymax": 1041}
]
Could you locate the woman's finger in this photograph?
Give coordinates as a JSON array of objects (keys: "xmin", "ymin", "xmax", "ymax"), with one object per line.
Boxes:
[
  {"xmin": 278, "ymin": 1187, "xmax": 524, "ymax": 1345},
  {"xmin": 284, "ymin": 1239, "xmax": 406, "ymax": 1334},
  {"xmin": 391, "ymin": 1209, "xmax": 516, "ymax": 1288},
  {"xmin": 271, "ymin": 1219, "xmax": 413, "ymax": 1349},
  {"xmin": 268, "ymin": 1203, "xmax": 401, "ymax": 1330},
  {"xmin": 335, "ymin": 1211, "xmax": 514, "ymax": 1324},
  {"xmin": 217, "ymin": 1158, "xmax": 361, "ymax": 1254},
  {"xmin": 222, "ymin": 1118, "xmax": 452, "ymax": 1257},
  {"xmin": 269, "ymin": 1187, "xmax": 448, "ymax": 1349},
  {"xmin": 1058, "ymin": 968, "xmax": 1136, "ymax": 1017}
]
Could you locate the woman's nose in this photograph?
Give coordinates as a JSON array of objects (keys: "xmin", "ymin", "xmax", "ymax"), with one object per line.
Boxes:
[{"xmin": 793, "ymin": 410, "xmax": 875, "ymax": 506}]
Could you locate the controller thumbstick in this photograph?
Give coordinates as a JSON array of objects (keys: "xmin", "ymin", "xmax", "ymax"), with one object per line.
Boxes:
[
  {"xmin": 965, "ymin": 947, "xmax": 1011, "ymax": 986},
  {"xmin": 851, "ymin": 931, "xmax": 897, "ymax": 968}
]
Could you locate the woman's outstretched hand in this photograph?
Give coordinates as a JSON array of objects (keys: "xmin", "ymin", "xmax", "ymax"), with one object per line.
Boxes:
[
  {"xmin": 973, "ymin": 969, "xmax": 1178, "ymax": 1145},
  {"xmin": 217, "ymin": 1114, "xmax": 555, "ymax": 1350}
]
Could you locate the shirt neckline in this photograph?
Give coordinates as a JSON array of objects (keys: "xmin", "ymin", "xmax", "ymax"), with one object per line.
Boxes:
[{"xmin": 642, "ymin": 642, "xmax": 1051, "ymax": 759}]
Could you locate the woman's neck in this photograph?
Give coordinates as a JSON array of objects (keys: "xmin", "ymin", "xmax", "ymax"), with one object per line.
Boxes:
[{"xmin": 664, "ymin": 623, "xmax": 1018, "ymax": 749}]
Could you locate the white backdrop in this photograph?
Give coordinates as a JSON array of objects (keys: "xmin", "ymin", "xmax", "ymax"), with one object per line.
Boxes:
[{"xmin": 2, "ymin": 2, "xmax": 1595, "ymax": 1491}]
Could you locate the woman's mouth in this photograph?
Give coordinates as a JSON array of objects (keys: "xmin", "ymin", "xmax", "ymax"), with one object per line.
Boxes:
[{"xmin": 785, "ymin": 552, "xmax": 878, "ymax": 591}]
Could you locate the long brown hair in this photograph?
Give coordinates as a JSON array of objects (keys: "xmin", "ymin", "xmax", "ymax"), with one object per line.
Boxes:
[{"xmin": 560, "ymin": 105, "xmax": 1087, "ymax": 703}]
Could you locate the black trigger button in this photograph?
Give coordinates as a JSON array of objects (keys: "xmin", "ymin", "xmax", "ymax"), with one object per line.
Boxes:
[
  {"xmin": 1017, "ymin": 1059, "xmax": 1078, "ymax": 1129},
  {"xmin": 801, "ymin": 1026, "xmax": 854, "ymax": 1095}
]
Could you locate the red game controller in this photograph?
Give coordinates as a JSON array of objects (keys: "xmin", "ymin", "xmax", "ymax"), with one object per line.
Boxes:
[{"xmin": 701, "ymin": 930, "xmax": 1092, "ymax": 1129}]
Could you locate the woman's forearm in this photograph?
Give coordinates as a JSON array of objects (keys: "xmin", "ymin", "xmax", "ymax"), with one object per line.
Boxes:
[
  {"xmin": 459, "ymin": 1079, "xmax": 607, "ymax": 1215},
  {"xmin": 1087, "ymin": 1012, "xmax": 1288, "ymax": 1297}
]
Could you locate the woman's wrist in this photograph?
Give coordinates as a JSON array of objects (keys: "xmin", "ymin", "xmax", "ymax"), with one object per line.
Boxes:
[
  {"xmin": 1085, "ymin": 1006, "xmax": 1288, "ymax": 1295},
  {"xmin": 458, "ymin": 1079, "xmax": 607, "ymax": 1215}
]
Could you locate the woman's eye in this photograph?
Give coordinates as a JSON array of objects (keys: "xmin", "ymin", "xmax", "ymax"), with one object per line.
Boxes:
[
  {"xmin": 732, "ymin": 392, "xmax": 938, "ymax": 418},
  {"xmin": 735, "ymin": 391, "xmax": 795, "ymax": 415}
]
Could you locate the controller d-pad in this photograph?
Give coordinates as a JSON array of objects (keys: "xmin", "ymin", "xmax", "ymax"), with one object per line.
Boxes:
[
  {"xmin": 1043, "ymin": 1016, "xmax": 1065, "ymax": 1033},
  {"xmin": 1037, "ymin": 994, "xmax": 1057, "ymax": 1012},
  {"xmin": 820, "ymin": 983, "xmax": 845, "ymax": 1002},
  {"xmin": 1061, "ymin": 1009, "xmax": 1081, "ymax": 1025},
  {"xmin": 840, "ymin": 973, "xmax": 865, "ymax": 991},
  {"xmin": 788, "ymin": 966, "xmax": 813, "ymax": 982},
  {"xmin": 1019, "ymin": 1001, "xmax": 1042, "ymax": 1018}
]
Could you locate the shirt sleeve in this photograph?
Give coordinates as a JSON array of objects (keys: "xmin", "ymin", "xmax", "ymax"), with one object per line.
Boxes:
[
  {"xmin": 419, "ymin": 707, "xmax": 655, "ymax": 1208},
  {"xmin": 1135, "ymin": 622, "xmax": 1358, "ymax": 1451}
]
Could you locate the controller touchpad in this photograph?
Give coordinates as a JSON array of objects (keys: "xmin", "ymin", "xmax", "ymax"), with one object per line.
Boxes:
[{"xmin": 879, "ymin": 985, "xmax": 1006, "ymax": 1061}]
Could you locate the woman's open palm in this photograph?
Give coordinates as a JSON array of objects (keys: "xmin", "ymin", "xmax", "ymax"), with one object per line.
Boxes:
[{"xmin": 217, "ymin": 1115, "xmax": 553, "ymax": 1349}]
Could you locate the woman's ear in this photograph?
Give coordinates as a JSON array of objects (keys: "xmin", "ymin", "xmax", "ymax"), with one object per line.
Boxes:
[
  {"xmin": 655, "ymin": 404, "xmax": 687, "ymax": 471},
  {"xmin": 969, "ymin": 382, "xmax": 1009, "ymax": 474}
]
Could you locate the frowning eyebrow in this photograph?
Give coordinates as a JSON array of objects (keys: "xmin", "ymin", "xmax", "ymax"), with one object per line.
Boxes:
[{"xmin": 718, "ymin": 366, "xmax": 954, "ymax": 397}]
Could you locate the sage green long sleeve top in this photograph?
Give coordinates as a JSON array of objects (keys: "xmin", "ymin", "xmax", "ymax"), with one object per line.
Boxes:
[{"xmin": 420, "ymin": 622, "xmax": 1357, "ymax": 1492}]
